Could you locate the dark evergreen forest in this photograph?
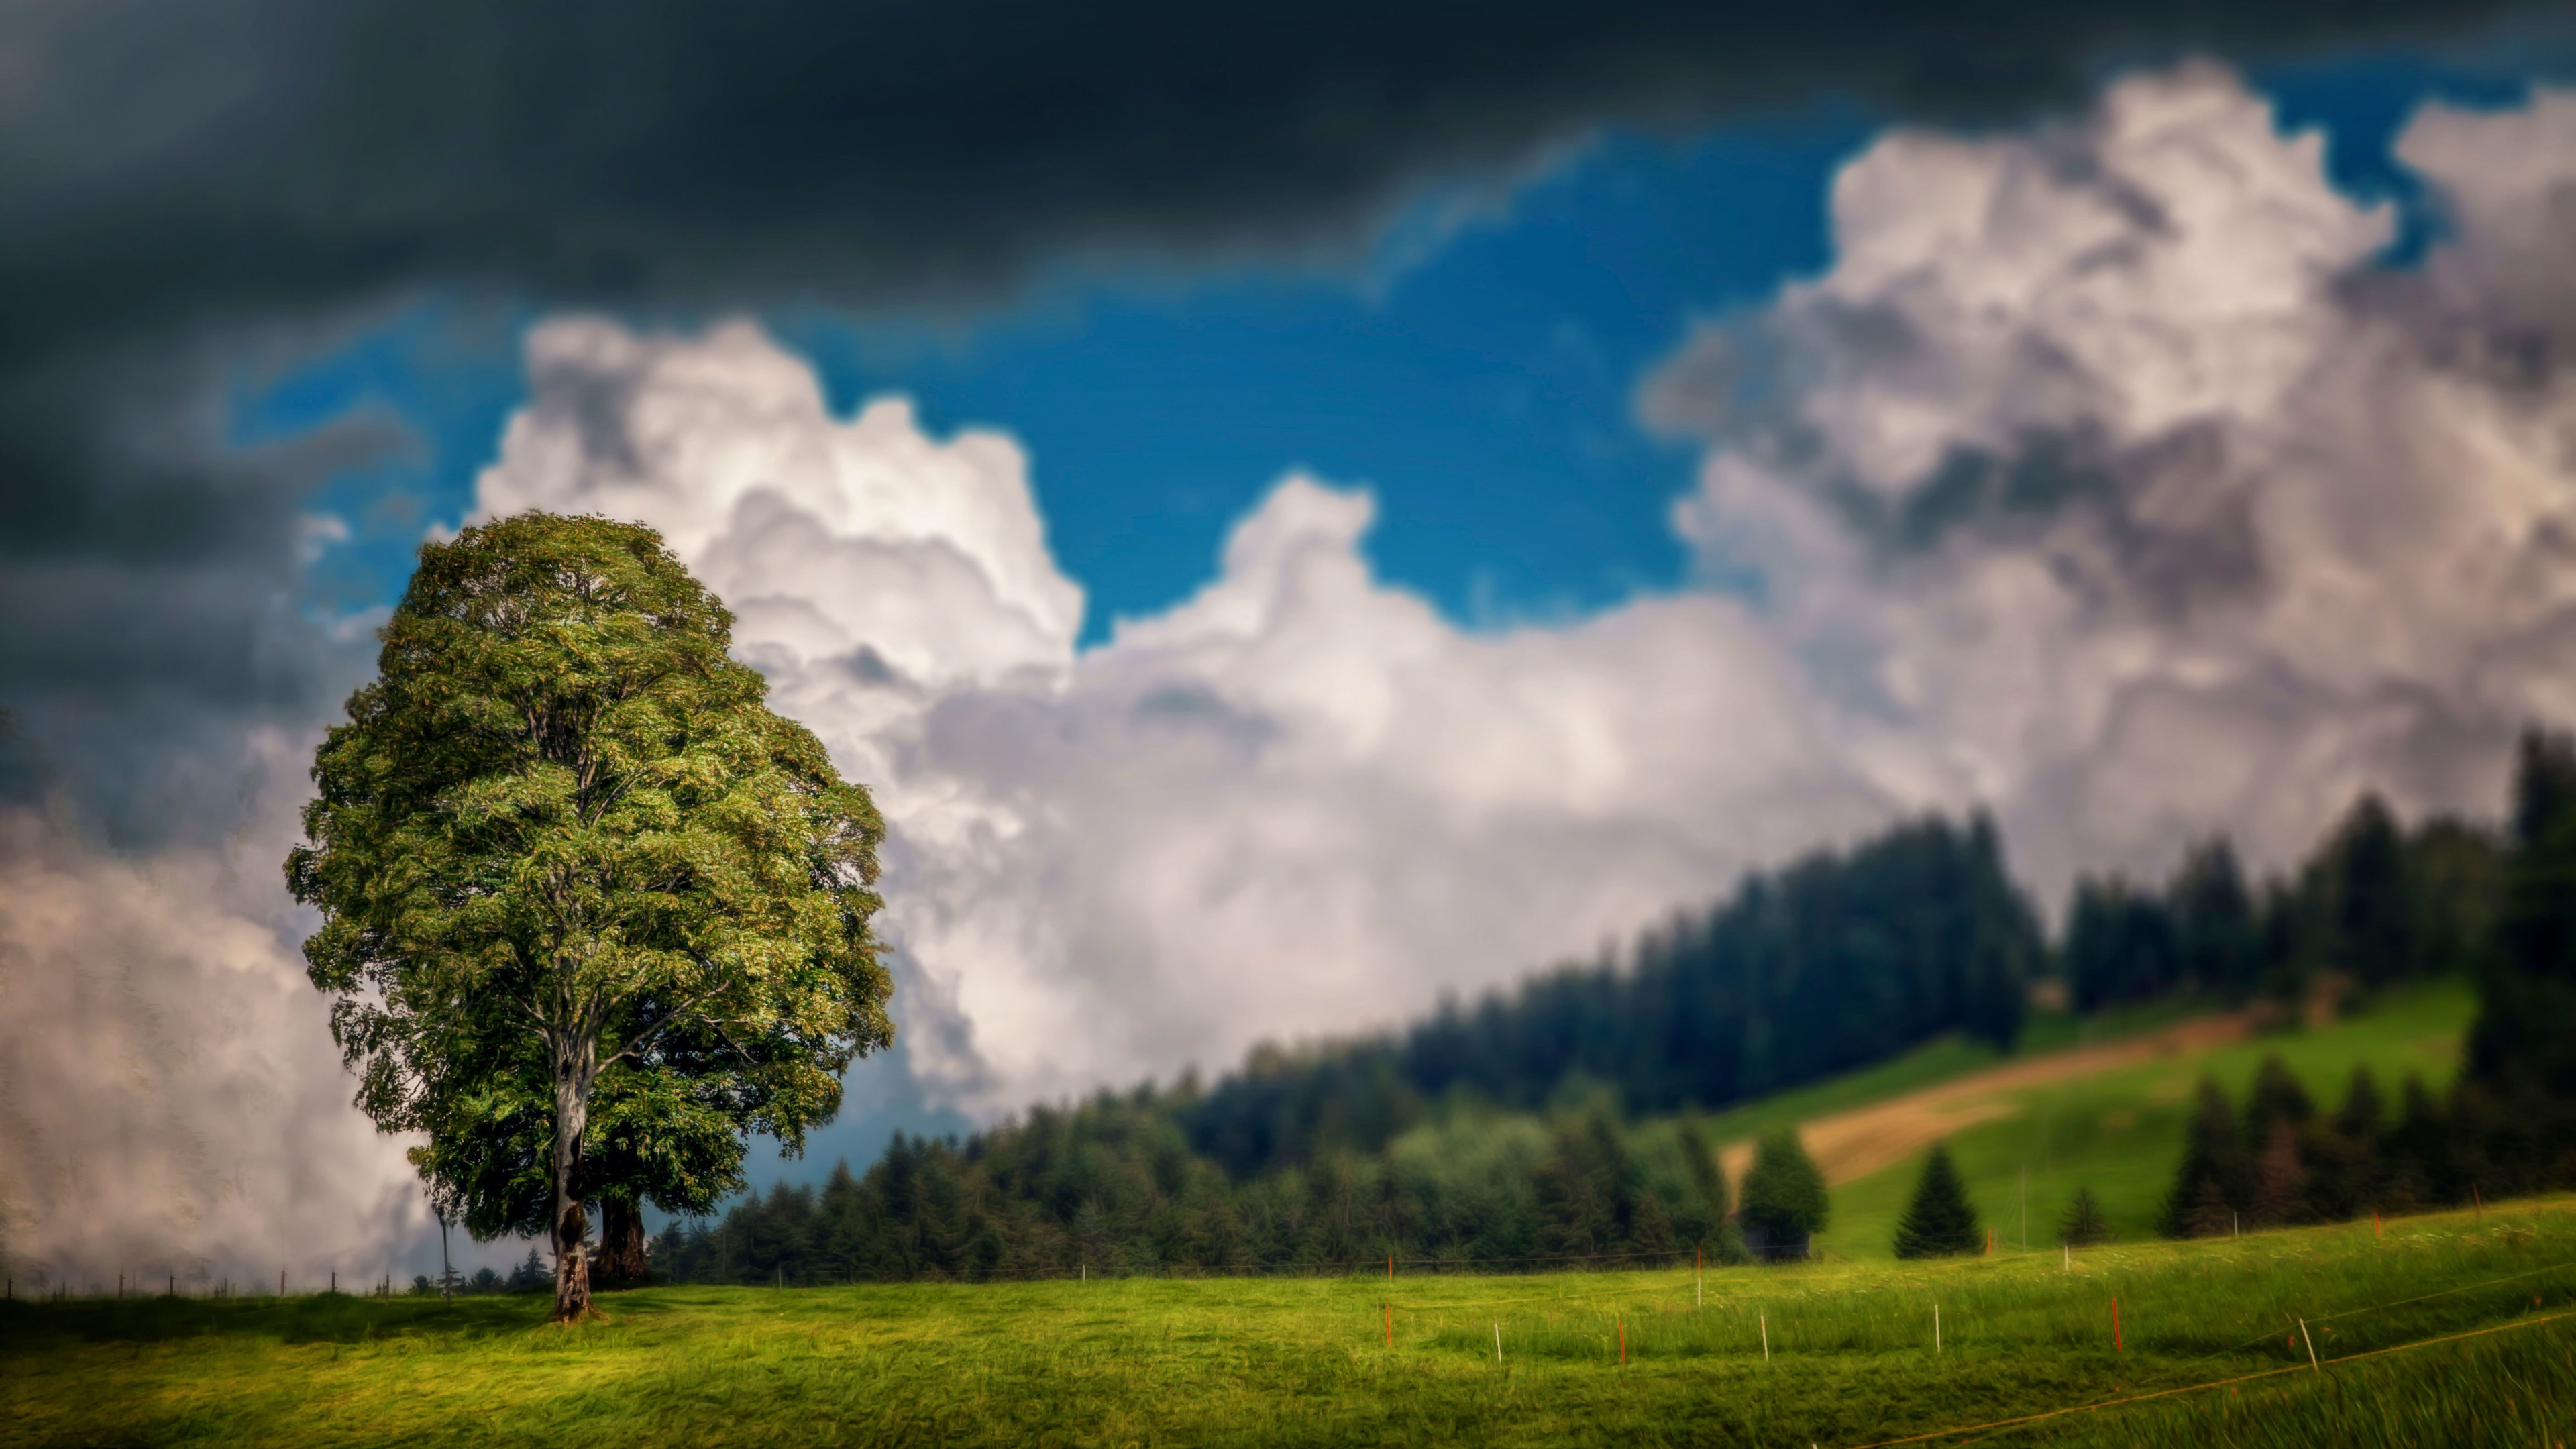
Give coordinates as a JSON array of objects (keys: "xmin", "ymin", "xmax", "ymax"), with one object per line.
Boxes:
[{"xmin": 649, "ymin": 731, "xmax": 2575, "ymax": 1284}]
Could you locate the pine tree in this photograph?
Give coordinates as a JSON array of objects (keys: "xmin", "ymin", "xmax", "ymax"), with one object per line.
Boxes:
[
  {"xmin": 2249, "ymin": 1119, "xmax": 2310, "ymax": 1226},
  {"xmin": 1891, "ymin": 1143, "xmax": 1982, "ymax": 1258},
  {"xmin": 2184, "ymin": 1178, "xmax": 2236, "ymax": 1238},
  {"xmin": 1631, "ymin": 1189, "xmax": 1678, "ymax": 1259},
  {"xmin": 2161, "ymin": 1075, "xmax": 2251, "ymax": 1238},
  {"xmin": 2243, "ymin": 1055, "xmax": 2316, "ymax": 1140},
  {"xmin": 1739, "ymin": 1129, "xmax": 1829, "ymax": 1260},
  {"xmin": 2058, "ymin": 1186, "xmax": 2112, "ymax": 1246}
]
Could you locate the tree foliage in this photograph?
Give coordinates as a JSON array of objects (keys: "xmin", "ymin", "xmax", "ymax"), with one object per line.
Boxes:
[
  {"xmin": 2065, "ymin": 802, "xmax": 2504, "ymax": 1013},
  {"xmin": 2057, "ymin": 1186, "xmax": 2112, "ymax": 1247},
  {"xmin": 1738, "ymin": 1129, "xmax": 1829, "ymax": 1254},
  {"xmin": 287, "ymin": 513, "xmax": 890, "ymax": 1320},
  {"xmin": 1185, "ymin": 814, "xmax": 2040, "ymax": 1178},
  {"xmin": 1890, "ymin": 1142, "xmax": 1980, "ymax": 1258}
]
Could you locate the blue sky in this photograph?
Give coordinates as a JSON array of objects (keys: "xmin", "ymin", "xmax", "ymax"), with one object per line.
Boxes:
[{"xmin": 257, "ymin": 50, "xmax": 2549, "ymax": 654}]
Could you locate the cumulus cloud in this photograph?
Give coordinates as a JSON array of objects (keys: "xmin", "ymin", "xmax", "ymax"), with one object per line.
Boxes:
[
  {"xmin": 0, "ymin": 747, "xmax": 427, "ymax": 1287},
  {"xmin": 475, "ymin": 318, "xmax": 1890, "ymax": 1107},
  {"xmin": 1646, "ymin": 65, "xmax": 2576, "ymax": 884},
  {"xmin": 476, "ymin": 67, "xmax": 2576, "ymax": 1114}
]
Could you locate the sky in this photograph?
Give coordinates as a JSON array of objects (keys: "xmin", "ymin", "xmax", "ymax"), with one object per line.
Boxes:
[{"xmin": 2, "ymin": 1, "xmax": 2575, "ymax": 1281}]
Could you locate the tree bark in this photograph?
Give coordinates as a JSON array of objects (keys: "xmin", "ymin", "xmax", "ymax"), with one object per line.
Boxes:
[
  {"xmin": 595, "ymin": 1199, "xmax": 649, "ymax": 1287},
  {"xmin": 550, "ymin": 1031, "xmax": 598, "ymax": 1323}
]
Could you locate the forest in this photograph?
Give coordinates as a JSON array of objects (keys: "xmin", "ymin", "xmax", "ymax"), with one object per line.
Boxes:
[{"xmin": 645, "ymin": 730, "xmax": 2576, "ymax": 1284}]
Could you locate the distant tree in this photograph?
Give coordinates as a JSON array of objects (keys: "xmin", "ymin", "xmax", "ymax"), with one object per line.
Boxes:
[
  {"xmin": 2322, "ymin": 794, "xmax": 2416, "ymax": 989},
  {"xmin": 470, "ymin": 1265, "xmax": 502, "ymax": 1294},
  {"xmin": 2406, "ymin": 818, "xmax": 2506, "ymax": 977},
  {"xmin": 2169, "ymin": 839, "xmax": 2261, "ymax": 996},
  {"xmin": 2471, "ymin": 730, "xmax": 2576, "ymax": 1122},
  {"xmin": 1631, "ymin": 1189, "xmax": 1678, "ymax": 1259},
  {"xmin": 1535, "ymin": 1118, "xmax": 1625, "ymax": 1260},
  {"xmin": 507, "ymin": 1246, "xmax": 549, "ymax": 1293},
  {"xmin": 288, "ymin": 513, "xmax": 893, "ymax": 1323},
  {"xmin": 2306, "ymin": 1067, "xmax": 2385, "ymax": 1220},
  {"xmin": 2242, "ymin": 1055, "xmax": 2316, "ymax": 1142},
  {"xmin": 2182, "ymin": 1179, "xmax": 2236, "ymax": 1240},
  {"xmin": 1891, "ymin": 1143, "xmax": 1981, "ymax": 1258},
  {"xmin": 2249, "ymin": 1120, "xmax": 2310, "ymax": 1227},
  {"xmin": 2057, "ymin": 1187, "xmax": 2112, "ymax": 1247},
  {"xmin": 2161, "ymin": 1076, "xmax": 2251, "ymax": 1238},
  {"xmin": 1676, "ymin": 1120, "xmax": 1745, "ymax": 1261},
  {"xmin": 1739, "ymin": 1130, "xmax": 1828, "ymax": 1260},
  {"xmin": 2065, "ymin": 878, "xmax": 2180, "ymax": 1011}
]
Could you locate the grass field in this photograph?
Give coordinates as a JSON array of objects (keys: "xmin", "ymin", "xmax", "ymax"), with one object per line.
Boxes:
[
  {"xmin": 1693, "ymin": 979, "xmax": 2478, "ymax": 1260},
  {"xmin": 8, "ymin": 1193, "xmax": 2573, "ymax": 1448}
]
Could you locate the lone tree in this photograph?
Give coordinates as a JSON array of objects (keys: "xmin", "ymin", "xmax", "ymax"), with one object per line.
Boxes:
[
  {"xmin": 1892, "ymin": 1142, "xmax": 1982, "ymax": 1258},
  {"xmin": 1738, "ymin": 1128, "xmax": 1829, "ymax": 1261},
  {"xmin": 289, "ymin": 513, "xmax": 891, "ymax": 1323},
  {"xmin": 2058, "ymin": 1185, "xmax": 2113, "ymax": 1247}
]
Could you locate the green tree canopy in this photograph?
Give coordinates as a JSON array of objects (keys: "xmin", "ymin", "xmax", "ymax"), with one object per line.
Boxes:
[
  {"xmin": 1738, "ymin": 1128, "xmax": 1829, "ymax": 1248},
  {"xmin": 1891, "ymin": 1142, "xmax": 1980, "ymax": 1258},
  {"xmin": 288, "ymin": 512, "xmax": 890, "ymax": 1322}
]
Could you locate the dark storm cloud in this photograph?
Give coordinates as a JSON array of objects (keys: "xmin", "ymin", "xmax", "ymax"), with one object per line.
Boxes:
[{"xmin": 0, "ymin": 0, "xmax": 2555, "ymax": 833}]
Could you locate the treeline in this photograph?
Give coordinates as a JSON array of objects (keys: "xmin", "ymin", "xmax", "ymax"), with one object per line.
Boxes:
[
  {"xmin": 651, "ymin": 1105, "xmax": 1748, "ymax": 1283},
  {"xmin": 648, "ymin": 730, "xmax": 2576, "ymax": 1282},
  {"xmin": 1182, "ymin": 816, "xmax": 2039, "ymax": 1177},
  {"xmin": 2158, "ymin": 731, "xmax": 2576, "ymax": 1233},
  {"xmin": 2063, "ymin": 798, "xmax": 2501, "ymax": 1012}
]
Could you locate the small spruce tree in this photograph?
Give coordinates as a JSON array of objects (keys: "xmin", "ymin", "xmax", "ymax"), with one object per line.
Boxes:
[
  {"xmin": 1739, "ymin": 1129, "xmax": 1829, "ymax": 1260},
  {"xmin": 2058, "ymin": 1186, "xmax": 2112, "ymax": 1246},
  {"xmin": 1891, "ymin": 1143, "xmax": 1982, "ymax": 1258}
]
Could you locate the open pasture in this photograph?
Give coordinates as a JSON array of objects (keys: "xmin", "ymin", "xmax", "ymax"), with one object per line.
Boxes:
[{"xmin": 8, "ymin": 1195, "xmax": 2575, "ymax": 1447}]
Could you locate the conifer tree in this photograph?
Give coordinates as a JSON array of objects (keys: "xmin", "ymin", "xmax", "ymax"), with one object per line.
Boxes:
[
  {"xmin": 2249, "ymin": 1119, "xmax": 2309, "ymax": 1226},
  {"xmin": 2161, "ymin": 1075, "xmax": 2251, "ymax": 1238},
  {"xmin": 1891, "ymin": 1143, "xmax": 1981, "ymax": 1258},
  {"xmin": 2057, "ymin": 1186, "xmax": 2112, "ymax": 1246},
  {"xmin": 2243, "ymin": 1055, "xmax": 2316, "ymax": 1140},
  {"xmin": 2183, "ymin": 1178, "xmax": 2236, "ymax": 1238},
  {"xmin": 1739, "ymin": 1128, "xmax": 1829, "ymax": 1259},
  {"xmin": 2469, "ymin": 727, "xmax": 2576, "ymax": 1187}
]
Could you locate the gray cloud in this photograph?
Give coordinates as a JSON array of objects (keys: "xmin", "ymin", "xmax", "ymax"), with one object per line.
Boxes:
[{"xmin": 0, "ymin": 0, "xmax": 2563, "ymax": 837}]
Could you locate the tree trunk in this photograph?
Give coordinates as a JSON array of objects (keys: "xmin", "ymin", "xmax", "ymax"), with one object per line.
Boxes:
[
  {"xmin": 550, "ymin": 1032, "xmax": 598, "ymax": 1323},
  {"xmin": 595, "ymin": 1199, "xmax": 649, "ymax": 1287}
]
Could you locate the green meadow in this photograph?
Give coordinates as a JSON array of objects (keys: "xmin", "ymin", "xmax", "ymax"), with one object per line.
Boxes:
[
  {"xmin": 1699, "ymin": 980, "xmax": 2477, "ymax": 1260},
  {"xmin": 7, "ymin": 1193, "xmax": 2573, "ymax": 1448}
]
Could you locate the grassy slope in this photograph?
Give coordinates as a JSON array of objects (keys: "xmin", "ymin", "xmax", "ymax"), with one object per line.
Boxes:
[
  {"xmin": 1805, "ymin": 980, "xmax": 2475, "ymax": 1263},
  {"xmin": 7, "ymin": 1195, "xmax": 2572, "ymax": 1448}
]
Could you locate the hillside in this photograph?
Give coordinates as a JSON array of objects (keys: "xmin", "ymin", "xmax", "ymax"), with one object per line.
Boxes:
[{"xmin": 1702, "ymin": 979, "xmax": 2476, "ymax": 1261}]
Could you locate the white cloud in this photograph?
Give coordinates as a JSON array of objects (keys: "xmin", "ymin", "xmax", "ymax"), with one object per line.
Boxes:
[
  {"xmin": 0, "ymin": 736, "xmax": 428, "ymax": 1287},
  {"xmin": 475, "ymin": 321, "xmax": 1888, "ymax": 1109},
  {"xmin": 1649, "ymin": 64, "xmax": 2576, "ymax": 884}
]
